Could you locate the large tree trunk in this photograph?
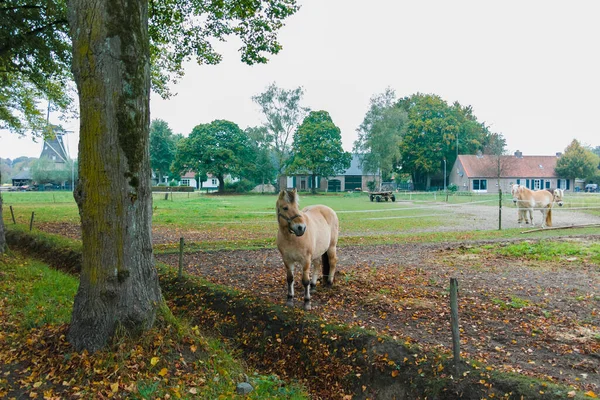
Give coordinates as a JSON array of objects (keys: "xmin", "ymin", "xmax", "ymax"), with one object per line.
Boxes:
[
  {"xmin": 67, "ymin": 0, "xmax": 162, "ymax": 352},
  {"xmin": 217, "ymin": 174, "xmax": 225, "ymax": 193},
  {"xmin": 0, "ymin": 193, "xmax": 6, "ymax": 254}
]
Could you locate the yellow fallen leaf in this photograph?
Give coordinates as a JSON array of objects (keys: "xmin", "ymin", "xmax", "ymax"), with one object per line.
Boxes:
[
  {"xmin": 33, "ymin": 382, "xmax": 42, "ymax": 388},
  {"xmin": 190, "ymin": 345, "xmax": 197, "ymax": 353},
  {"xmin": 568, "ymin": 392, "xmax": 577, "ymax": 398},
  {"xmin": 150, "ymin": 357, "xmax": 160, "ymax": 366},
  {"xmin": 110, "ymin": 382, "xmax": 118, "ymax": 393},
  {"xmin": 158, "ymin": 368, "xmax": 168, "ymax": 377},
  {"xmin": 391, "ymin": 370, "xmax": 399, "ymax": 377},
  {"xmin": 189, "ymin": 388, "xmax": 198, "ymax": 394},
  {"xmin": 585, "ymin": 391, "xmax": 597, "ymax": 398}
]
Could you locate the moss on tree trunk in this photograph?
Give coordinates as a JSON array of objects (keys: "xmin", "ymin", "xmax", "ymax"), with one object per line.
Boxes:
[
  {"xmin": 0, "ymin": 194, "xmax": 6, "ymax": 254},
  {"xmin": 67, "ymin": 0, "xmax": 162, "ymax": 352}
]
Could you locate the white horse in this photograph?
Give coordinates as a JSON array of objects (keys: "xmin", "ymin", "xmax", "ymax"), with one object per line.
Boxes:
[
  {"xmin": 511, "ymin": 184, "xmax": 533, "ymax": 226},
  {"xmin": 513, "ymin": 185, "xmax": 564, "ymax": 228}
]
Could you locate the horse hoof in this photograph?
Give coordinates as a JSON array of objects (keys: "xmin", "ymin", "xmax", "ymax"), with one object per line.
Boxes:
[
  {"xmin": 310, "ymin": 283, "xmax": 317, "ymax": 293},
  {"xmin": 286, "ymin": 299, "xmax": 294, "ymax": 307},
  {"xmin": 304, "ymin": 302, "xmax": 312, "ymax": 311}
]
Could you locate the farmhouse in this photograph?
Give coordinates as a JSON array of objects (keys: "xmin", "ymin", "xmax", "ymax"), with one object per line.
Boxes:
[
  {"xmin": 281, "ymin": 154, "xmax": 379, "ymax": 192},
  {"xmin": 449, "ymin": 151, "xmax": 573, "ymax": 193}
]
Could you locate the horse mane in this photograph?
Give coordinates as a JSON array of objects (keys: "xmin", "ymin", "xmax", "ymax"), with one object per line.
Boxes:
[{"xmin": 279, "ymin": 189, "xmax": 300, "ymax": 205}]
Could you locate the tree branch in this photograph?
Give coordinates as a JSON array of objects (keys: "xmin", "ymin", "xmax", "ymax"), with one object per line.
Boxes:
[{"xmin": 0, "ymin": 18, "xmax": 69, "ymax": 57}]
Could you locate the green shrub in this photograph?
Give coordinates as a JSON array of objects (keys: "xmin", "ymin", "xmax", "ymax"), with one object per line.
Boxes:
[{"xmin": 225, "ymin": 179, "xmax": 254, "ymax": 193}]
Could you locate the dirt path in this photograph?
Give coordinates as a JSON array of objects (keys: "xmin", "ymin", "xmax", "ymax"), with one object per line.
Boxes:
[{"xmin": 156, "ymin": 238, "xmax": 600, "ymax": 392}]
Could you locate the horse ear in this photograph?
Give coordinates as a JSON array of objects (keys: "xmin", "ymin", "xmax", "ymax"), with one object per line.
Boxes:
[{"xmin": 278, "ymin": 190, "xmax": 286, "ymax": 199}]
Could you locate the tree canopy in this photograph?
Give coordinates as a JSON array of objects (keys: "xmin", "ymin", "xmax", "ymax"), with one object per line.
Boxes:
[
  {"xmin": 252, "ymin": 83, "xmax": 309, "ymax": 181},
  {"xmin": 150, "ymin": 119, "xmax": 180, "ymax": 183},
  {"xmin": 555, "ymin": 139, "xmax": 599, "ymax": 183},
  {"xmin": 396, "ymin": 93, "xmax": 491, "ymax": 190},
  {"xmin": 354, "ymin": 88, "xmax": 407, "ymax": 183},
  {"xmin": 1, "ymin": 0, "xmax": 300, "ymax": 132},
  {"xmin": 244, "ymin": 126, "xmax": 277, "ymax": 186},
  {"xmin": 0, "ymin": 0, "xmax": 73, "ymax": 135},
  {"xmin": 173, "ymin": 120, "xmax": 253, "ymax": 192},
  {"xmin": 288, "ymin": 111, "xmax": 351, "ymax": 193}
]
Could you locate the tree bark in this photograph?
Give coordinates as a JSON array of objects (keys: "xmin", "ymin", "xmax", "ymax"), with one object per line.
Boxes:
[
  {"xmin": 67, "ymin": 0, "xmax": 162, "ymax": 352},
  {"xmin": 217, "ymin": 174, "xmax": 225, "ymax": 193},
  {"xmin": 0, "ymin": 193, "xmax": 6, "ymax": 254}
]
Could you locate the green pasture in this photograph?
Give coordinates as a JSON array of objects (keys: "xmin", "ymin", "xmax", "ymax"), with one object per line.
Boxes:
[{"xmin": 2, "ymin": 191, "xmax": 600, "ymax": 251}]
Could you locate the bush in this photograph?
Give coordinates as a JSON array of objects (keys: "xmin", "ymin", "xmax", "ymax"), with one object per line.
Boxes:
[
  {"xmin": 225, "ymin": 179, "xmax": 254, "ymax": 193},
  {"xmin": 447, "ymin": 183, "xmax": 458, "ymax": 193},
  {"xmin": 151, "ymin": 186, "xmax": 194, "ymax": 192},
  {"xmin": 168, "ymin": 180, "xmax": 178, "ymax": 187},
  {"xmin": 367, "ymin": 181, "xmax": 377, "ymax": 192}
]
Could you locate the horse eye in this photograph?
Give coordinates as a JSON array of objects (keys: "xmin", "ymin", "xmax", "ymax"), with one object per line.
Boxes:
[{"xmin": 283, "ymin": 206, "xmax": 289, "ymax": 211}]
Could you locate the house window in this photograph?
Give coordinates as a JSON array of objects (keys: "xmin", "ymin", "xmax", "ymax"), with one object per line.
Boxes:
[
  {"xmin": 211, "ymin": 178, "xmax": 217, "ymax": 185},
  {"xmin": 180, "ymin": 179, "xmax": 190, "ymax": 186},
  {"xmin": 472, "ymin": 179, "xmax": 487, "ymax": 191},
  {"xmin": 533, "ymin": 179, "xmax": 540, "ymax": 190}
]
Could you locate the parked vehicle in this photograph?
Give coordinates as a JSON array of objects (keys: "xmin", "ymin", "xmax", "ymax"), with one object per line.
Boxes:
[{"xmin": 585, "ymin": 183, "xmax": 598, "ymax": 193}]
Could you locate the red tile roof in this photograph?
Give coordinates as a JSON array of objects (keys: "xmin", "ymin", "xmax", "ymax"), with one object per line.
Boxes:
[{"xmin": 457, "ymin": 155, "xmax": 559, "ymax": 178}]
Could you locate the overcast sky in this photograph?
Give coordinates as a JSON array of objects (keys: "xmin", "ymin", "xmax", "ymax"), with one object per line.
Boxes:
[{"xmin": 1, "ymin": 0, "xmax": 599, "ymax": 161}]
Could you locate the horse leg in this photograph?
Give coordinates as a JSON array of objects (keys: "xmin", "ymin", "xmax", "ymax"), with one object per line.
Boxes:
[
  {"xmin": 517, "ymin": 209, "xmax": 524, "ymax": 227},
  {"xmin": 285, "ymin": 262, "xmax": 294, "ymax": 307},
  {"xmin": 540, "ymin": 208, "xmax": 547, "ymax": 228},
  {"xmin": 310, "ymin": 258, "xmax": 321, "ymax": 292},
  {"xmin": 302, "ymin": 260, "xmax": 312, "ymax": 310},
  {"xmin": 545, "ymin": 207, "xmax": 552, "ymax": 227},
  {"xmin": 324, "ymin": 247, "xmax": 338, "ymax": 286}
]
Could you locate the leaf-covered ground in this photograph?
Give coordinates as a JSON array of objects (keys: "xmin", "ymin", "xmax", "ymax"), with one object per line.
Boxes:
[{"xmin": 155, "ymin": 238, "xmax": 600, "ymax": 394}]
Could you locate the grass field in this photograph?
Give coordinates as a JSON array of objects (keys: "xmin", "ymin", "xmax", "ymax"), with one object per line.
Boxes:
[{"xmin": 3, "ymin": 190, "xmax": 600, "ymax": 251}]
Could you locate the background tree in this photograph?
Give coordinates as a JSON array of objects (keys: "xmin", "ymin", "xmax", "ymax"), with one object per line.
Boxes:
[
  {"xmin": 173, "ymin": 120, "xmax": 253, "ymax": 193},
  {"xmin": 150, "ymin": 119, "xmax": 178, "ymax": 184},
  {"xmin": 252, "ymin": 83, "xmax": 309, "ymax": 186},
  {"xmin": 555, "ymin": 139, "xmax": 598, "ymax": 186},
  {"xmin": 287, "ymin": 111, "xmax": 351, "ymax": 194},
  {"xmin": 354, "ymin": 88, "xmax": 408, "ymax": 187},
  {"xmin": 396, "ymin": 93, "xmax": 490, "ymax": 190},
  {"xmin": 483, "ymin": 132, "xmax": 508, "ymax": 230},
  {"xmin": 68, "ymin": 0, "xmax": 298, "ymax": 352},
  {"xmin": 31, "ymin": 157, "xmax": 71, "ymax": 185},
  {"xmin": 245, "ymin": 126, "xmax": 277, "ymax": 189},
  {"xmin": 0, "ymin": 0, "xmax": 73, "ymax": 135}
]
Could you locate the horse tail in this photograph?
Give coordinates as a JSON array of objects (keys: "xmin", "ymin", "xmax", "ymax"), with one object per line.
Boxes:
[
  {"xmin": 322, "ymin": 253, "xmax": 331, "ymax": 280},
  {"xmin": 546, "ymin": 207, "xmax": 552, "ymax": 227}
]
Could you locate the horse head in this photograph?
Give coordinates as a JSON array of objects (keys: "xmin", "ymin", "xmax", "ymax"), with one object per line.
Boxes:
[
  {"xmin": 276, "ymin": 188, "xmax": 307, "ymax": 236},
  {"xmin": 553, "ymin": 189, "xmax": 564, "ymax": 206},
  {"xmin": 511, "ymin": 184, "xmax": 521, "ymax": 204}
]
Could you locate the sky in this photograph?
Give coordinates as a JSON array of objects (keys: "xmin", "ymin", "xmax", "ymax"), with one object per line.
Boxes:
[{"xmin": 1, "ymin": 0, "xmax": 599, "ymax": 161}]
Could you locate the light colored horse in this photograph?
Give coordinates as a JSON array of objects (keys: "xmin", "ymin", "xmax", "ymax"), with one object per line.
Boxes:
[
  {"xmin": 276, "ymin": 189, "xmax": 339, "ymax": 310},
  {"xmin": 511, "ymin": 184, "xmax": 532, "ymax": 226},
  {"xmin": 513, "ymin": 185, "xmax": 564, "ymax": 228}
]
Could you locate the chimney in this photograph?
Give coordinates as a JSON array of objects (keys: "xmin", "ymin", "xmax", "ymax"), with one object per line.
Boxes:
[
  {"xmin": 514, "ymin": 150, "xmax": 523, "ymax": 158},
  {"xmin": 556, "ymin": 152, "xmax": 562, "ymax": 158}
]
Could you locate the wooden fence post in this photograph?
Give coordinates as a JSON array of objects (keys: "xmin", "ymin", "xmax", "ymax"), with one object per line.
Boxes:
[
  {"xmin": 178, "ymin": 237, "xmax": 184, "ymax": 279},
  {"xmin": 10, "ymin": 205, "xmax": 16, "ymax": 224},
  {"xmin": 29, "ymin": 212, "xmax": 35, "ymax": 231},
  {"xmin": 450, "ymin": 277, "xmax": 461, "ymax": 375}
]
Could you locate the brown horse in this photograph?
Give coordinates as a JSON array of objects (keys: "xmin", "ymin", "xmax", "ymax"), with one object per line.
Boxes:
[
  {"xmin": 513, "ymin": 186, "xmax": 564, "ymax": 228},
  {"xmin": 276, "ymin": 189, "xmax": 339, "ymax": 310}
]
